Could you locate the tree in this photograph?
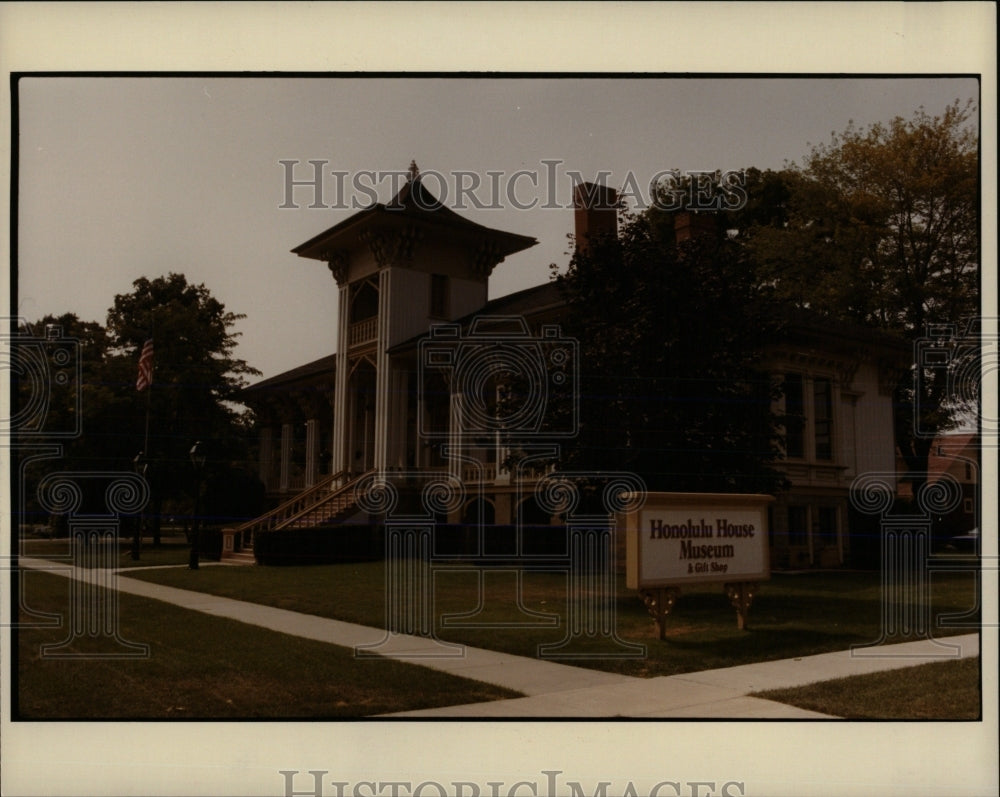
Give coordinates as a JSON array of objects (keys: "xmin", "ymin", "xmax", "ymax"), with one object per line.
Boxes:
[
  {"xmin": 11, "ymin": 313, "xmax": 121, "ymax": 526},
  {"xmin": 16, "ymin": 275, "xmax": 261, "ymax": 535},
  {"xmin": 104, "ymin": 273, "xmax": 261, "ymax": 503},
  {"xmin": 550, "ymin": 205, "xmax": 786, "ymax": 495},
  {"xmin": 744, "ymin": 101, "xmax": 980, "ymax": 490}
]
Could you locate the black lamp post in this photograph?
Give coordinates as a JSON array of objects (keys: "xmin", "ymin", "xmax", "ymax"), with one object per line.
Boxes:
[
  {"xmin": 131, "ymin": 451, "xmax": 147, "ymax": 561},
  {"xmin": 189, "ymin": 441, "xmax": 206, "ymax": 570}
]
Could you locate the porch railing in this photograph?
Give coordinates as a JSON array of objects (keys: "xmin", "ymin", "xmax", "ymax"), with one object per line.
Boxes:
[
  {"xmin": 349, "ymin": 317, "xmax": 378, "ymax": 348},
  {"xmin": 462, "ymin": 462, "xmax": 497, "ymax": 483},
  {"xmin": 230, "ymin": 470, "xmax": 344, "ymax": 550}
]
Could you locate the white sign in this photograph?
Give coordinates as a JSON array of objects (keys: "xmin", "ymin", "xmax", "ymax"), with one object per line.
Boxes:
[{"xmin": 623, "ymin": 493, "xmax": 772, "ymax": 589}]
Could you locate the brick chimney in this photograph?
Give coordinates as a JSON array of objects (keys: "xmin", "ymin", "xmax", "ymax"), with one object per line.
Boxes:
[
  {"xmin": 573, "ymin": 182, "xmax": 618, "ymax": 253},
  {"xmin": 674, "ymin": 211, "xmax": 717, "ymax": 243}
]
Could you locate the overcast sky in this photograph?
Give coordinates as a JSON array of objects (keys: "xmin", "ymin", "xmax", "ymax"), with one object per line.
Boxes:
[{"xmin": 16, "ymin": 76, "xmax": 979, "ymax": 381}]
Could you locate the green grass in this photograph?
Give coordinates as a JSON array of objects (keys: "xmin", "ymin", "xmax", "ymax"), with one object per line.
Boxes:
[
  {"xmin": 126, "ymin": 562, "xmax": 981, "ymax": 678},
  {"xmin": 755, "ymin": 657, "xmax": 981, "ymax": 719},
  {"xmin": 20, "ymin": 537, "xmax": 193, "ymax": 568},
  {"xmin": 15, "ymin": 570, "xmax": 520, "ymax": 719}
]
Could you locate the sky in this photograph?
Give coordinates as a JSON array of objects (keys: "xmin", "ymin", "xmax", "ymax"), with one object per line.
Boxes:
[{"xmin": 15, "ymin": 76, "xmax": 980, "ymax": 382}]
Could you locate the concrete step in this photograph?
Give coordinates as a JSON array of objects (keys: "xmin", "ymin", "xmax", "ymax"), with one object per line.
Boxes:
[{"xmin": 222, "ymin": 551, "xmax": 256, "ymax": 565}]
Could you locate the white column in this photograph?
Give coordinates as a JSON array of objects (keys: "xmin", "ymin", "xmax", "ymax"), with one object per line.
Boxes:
[
  {"xmin": 258, "ymin": 427, "xmax": 273, "ymax": 489},
  {"xmin": 331, "ymin": 284, "xmax": 350, "ymax": 476},
  {"xmin": 304, "ymin": 418, "xmax": 318, "ymax": 487},
  {"xmin": 373, "ymin": 268, "xmax": 392, "ymax": 472},
  {"xmin": 279, "ymin": 422, "xmax": 293, "ymax": 492}
]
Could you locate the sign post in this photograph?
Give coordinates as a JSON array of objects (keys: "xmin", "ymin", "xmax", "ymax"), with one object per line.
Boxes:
[{"xmin": 619, "ymin": 492, "xmax": 773, "ymax": 638}]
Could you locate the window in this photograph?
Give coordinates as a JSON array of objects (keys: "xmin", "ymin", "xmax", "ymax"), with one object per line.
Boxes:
[
  {"xmin": 965, "ymin": 462, "xmax": 973, "ymax": 481},
  {"xmin": 783, "ymin": 374, "xmax": 805, "ymax": 458},
  {"xmin": 788, "ymin": 506, "xmax": 808, "ymax": 546},
  {"xmin": 349, "ymin": 279, "xmax": 379, "ymax": 323},
  {"xmin": 816, "ymin": 506, "xmax": 838, "ymax": 547},
  {"xmin": 813, "ymin": 377, "xmax": 833, "ymax": 460},
  {"xmin": 430, "ymin": 274, "xmax": 448, "ymax": 318}
]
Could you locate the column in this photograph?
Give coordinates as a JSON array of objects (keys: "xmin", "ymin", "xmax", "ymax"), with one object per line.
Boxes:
[
  {"xmin": 304, "ymin": 419, "xmax": 318, "ymax": 487},
  {"xmin": 279, "ymin": 422, "xmax": 293, "ymax": 492},
  {"xmin": 258, "ymin": 427, "xmax": 273, "ymax": 490},
  {"xmin": 373, "ymin": 268, "xmax": 392, "ymax": 472},
  {"xmin": 331, "ymin": 283, "xmax": 350, "ymax": 476}
]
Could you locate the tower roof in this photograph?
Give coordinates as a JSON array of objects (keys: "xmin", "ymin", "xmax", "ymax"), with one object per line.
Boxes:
[{"xmin": 291, "ymin": 172, "xmax": 537, "ymax": 262}]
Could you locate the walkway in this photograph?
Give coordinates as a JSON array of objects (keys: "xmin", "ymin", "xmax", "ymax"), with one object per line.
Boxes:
[{"xmin": 18, "ymin": 557, "xmax": 980, "ymax": 718}]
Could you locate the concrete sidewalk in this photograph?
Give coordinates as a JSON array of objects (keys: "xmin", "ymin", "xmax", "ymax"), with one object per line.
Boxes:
[{"xmin": 18, "ymin": 557, "xmax": 980, "ymax": 719}]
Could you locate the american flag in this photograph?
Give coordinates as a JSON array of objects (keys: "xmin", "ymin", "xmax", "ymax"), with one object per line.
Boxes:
[{"xmin": 136, "ymin": 339, "xmax": 154, "ymax": 391}]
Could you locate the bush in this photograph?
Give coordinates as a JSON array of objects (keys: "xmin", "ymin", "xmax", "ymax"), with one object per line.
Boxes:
[
  {"xmin": 254, "ymin": 524, "xmax": 384, "ymax": 566},
  {"xmin": 253, "ymin": 523, "xmax": 574, "ymax": 567}
]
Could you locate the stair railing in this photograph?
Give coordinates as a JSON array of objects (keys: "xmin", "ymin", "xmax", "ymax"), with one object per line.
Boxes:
[
  {"xmin": 273, "ymin": 469, "xmax": 376, "ymax": 531},
  {"xmin": 233, "ymin": 470, "xmax": 345, "ymax": 549}
]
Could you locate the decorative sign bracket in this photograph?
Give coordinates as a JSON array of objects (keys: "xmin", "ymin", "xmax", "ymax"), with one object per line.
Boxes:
[
  {"xmin": 640, "ymin": 587, "xmax": 681, "ymax": 640},
  {"xmin": 724, "ymin": 581, "xmax": 759, "ymax": 631}
]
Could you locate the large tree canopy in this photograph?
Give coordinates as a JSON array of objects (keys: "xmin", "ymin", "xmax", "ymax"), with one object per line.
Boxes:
[
  {"xmin": 551, "ymin": 206, "xmax": 786, "ymax": 495},
  {"xmin": 17, "ymin": 274, "xmax": 260, "ymax": 524},
  {"xmin": 740, "ymin": 101, "xmax": 980, "ymax": 487},
  {"xmin": 106, "ymin": 273, "xmax": 259, "ymax": 462},
  {"xmin": 747, "ymin": 100, "xmax": 979, "ymax": 333}
]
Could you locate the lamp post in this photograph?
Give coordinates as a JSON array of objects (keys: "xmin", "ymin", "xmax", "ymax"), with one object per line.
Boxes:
[
  {"xmin": 189, "ymin": 441, "xmax": 206, "ymax": 570},
  {"xmin": 131, "ymin": 451, "xmax": 147, "ymax": 561}
]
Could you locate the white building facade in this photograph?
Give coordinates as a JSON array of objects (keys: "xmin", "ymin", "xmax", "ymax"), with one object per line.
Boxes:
[{"xmin": 239, "ymin": 170, "xmax": 909, "ymax": 568}]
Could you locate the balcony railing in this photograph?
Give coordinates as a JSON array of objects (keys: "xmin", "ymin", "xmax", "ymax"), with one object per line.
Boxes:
[
  {"xmin": 459, "ymin": 462, "xmax": 555, "ymax": 484},
  {"xmin": 462, "ymin": 463, "xmax": 497, "ymax": 483},
  {"xmin": 349, "ymin": 317, "xmax": 378, "ymax": 348}
]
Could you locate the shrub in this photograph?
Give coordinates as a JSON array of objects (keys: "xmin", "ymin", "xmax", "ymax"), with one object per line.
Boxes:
[{"xmin": 254, "ymin": 524, "xmax": 384, "ymax": 566}]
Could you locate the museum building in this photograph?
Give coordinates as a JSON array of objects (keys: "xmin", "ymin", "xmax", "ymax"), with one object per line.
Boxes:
[{"xmin": 234, "ymin": 167, "xmax": 910, "ymax": 569}]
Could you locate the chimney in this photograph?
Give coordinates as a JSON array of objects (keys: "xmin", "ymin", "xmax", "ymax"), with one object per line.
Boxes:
[
  {"xmin": 674, "ymin": 211, "xmax": 717, "ymax": 243},
  {"xmin": 573, "ymin": 182, "xmax": 618, "ymax": 253}
]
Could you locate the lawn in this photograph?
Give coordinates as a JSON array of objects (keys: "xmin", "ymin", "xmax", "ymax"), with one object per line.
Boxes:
[
  {"xmin": 755, "ymin": 657, "xmax": 981, "ymax": 719},
  {"xmin": 14, "ymin": 570, "xmax": 520, "ymax": 719},
  {"xmin": 127, "ymin": 561, "xmax": 982, "ymax": 678},
  {"xmin": 19, "ymin": 536, "xmax": 193, "ymax": 568}
]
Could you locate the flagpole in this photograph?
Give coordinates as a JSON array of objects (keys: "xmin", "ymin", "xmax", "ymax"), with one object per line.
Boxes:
[
  {"xmin": 134, "ymin": 328, "xmax": 155, "ymax": 560},
  {"xmin": 143, "ymin": 357, "xmax": 152, "ymax": 455}
]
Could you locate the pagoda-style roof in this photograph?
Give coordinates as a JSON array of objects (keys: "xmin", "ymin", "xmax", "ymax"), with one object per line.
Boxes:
[{"xmin": 291, "ymin": 171, "xmax": 537, "ymax": 262}]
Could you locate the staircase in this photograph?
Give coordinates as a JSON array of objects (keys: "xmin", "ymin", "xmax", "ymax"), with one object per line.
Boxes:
[{"xmin": 220, "ymin": 470, "xmax": 375, "ymax": 563}]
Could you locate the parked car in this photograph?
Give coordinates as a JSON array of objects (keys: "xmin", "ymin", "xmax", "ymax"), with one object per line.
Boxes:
[{"xmin": 945, "ymin": 527, "xmax": 979, "ymax": 553}]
